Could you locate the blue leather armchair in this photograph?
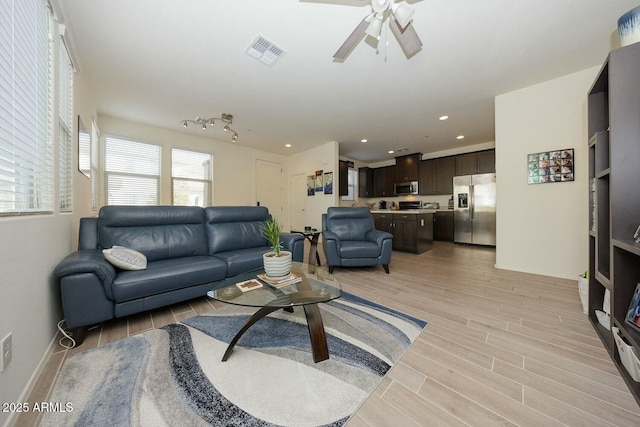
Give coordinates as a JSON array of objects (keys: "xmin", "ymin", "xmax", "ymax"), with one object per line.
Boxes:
[{"xmin": 322, "ymin": 207, "xmax": 393, "ymax": 274}]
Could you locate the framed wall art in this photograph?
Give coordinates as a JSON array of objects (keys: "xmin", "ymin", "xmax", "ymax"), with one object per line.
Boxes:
[
  {"xmin": 324, "ymin": 171, "xmax": 333, "ymax": 194},
  {"xmin": 307, "ymin": 175, "xmax": 315, "ymax": 196},
  {"xmin": 315, "ymin": 170, "xmax": 323, "ymax": 192},
  {"xmin": 527, "ymin": 148, "xmax": 574, "ymax": 184}
]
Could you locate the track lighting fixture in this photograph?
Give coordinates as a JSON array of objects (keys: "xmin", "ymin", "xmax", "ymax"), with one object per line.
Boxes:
[{"xmin": 180, "ymin": 113, "xmax": 239, "ymax": 142}]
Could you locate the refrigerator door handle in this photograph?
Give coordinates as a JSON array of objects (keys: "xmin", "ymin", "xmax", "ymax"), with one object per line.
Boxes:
[{"xmin": 470, "ymin": 184, "xmax": 475, "ymax": 220}]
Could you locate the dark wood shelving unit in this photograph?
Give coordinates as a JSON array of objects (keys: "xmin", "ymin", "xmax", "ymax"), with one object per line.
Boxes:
[{"xmin": 588, "ymin": 41, "xmax": 640, "ymax": 407}]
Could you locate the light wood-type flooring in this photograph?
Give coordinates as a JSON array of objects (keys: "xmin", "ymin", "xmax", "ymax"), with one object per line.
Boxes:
[{"xmin": 15, "ymin": 242, "xmax": 640, "ymax": 426}]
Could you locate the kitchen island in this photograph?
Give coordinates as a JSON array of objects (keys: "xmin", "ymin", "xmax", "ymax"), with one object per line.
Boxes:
[{"xmin": 371, "ymin": 210, "xmax": 434, "ymax": 254}]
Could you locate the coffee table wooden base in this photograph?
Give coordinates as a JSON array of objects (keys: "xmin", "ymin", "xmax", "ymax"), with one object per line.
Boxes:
[{"xmin": 221, "ymin": 303, "xmax": 329, "ymax": 363}]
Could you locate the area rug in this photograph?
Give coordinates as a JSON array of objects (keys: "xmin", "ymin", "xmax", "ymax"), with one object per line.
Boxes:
[{"xmin": 41, "ymin": 292, "xmax": 426, "ymax": 427}]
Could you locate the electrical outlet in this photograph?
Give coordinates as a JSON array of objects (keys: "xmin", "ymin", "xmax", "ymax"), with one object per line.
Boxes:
[{"xmin": 0, "ymin": 333, "xmax": 12, "ymax": 372}]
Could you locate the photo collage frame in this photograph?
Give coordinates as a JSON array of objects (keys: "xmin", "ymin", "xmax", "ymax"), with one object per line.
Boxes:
[{"xmin": 527, "ymin": 148, "xmax": 574, "ymax": 184}]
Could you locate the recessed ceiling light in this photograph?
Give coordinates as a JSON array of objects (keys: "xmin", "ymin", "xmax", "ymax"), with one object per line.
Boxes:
[
  {"xmin": 285, "ymin": 144, "xmax": 292, "ymax": 147},
  {"xmin": 388, "ymin": 150, "xmax": 395, "ymax": 154},
  {"xmin": 439, "ymin": 115, "xmax": 449, "ymax": 121},
  {"xmin": 361, "ymin": 139, "xmax": 368, "ymax": 143},
  {"xmin": 456, "ymin": 135, "xmax": 465, "ymax": 140}
]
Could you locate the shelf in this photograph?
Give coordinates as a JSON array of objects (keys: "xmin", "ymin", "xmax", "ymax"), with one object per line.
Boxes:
[
  {"xmin": 589, "ymin": 315, "xmax": 612, "ymax": 353},
  {"xmin": 611, "ymin": 320, "xmax": 640, "ymax": 407},
  {"xmin": 588, "ymin": 41, "xmax": 640, "ymax": 407},
  {"xmin": 594, "ymin": 271, "xmax": 611, "ymax": 289},
  {"xmin": 613, "ymin": 239, "xmax": 640, "ymax": 257}
]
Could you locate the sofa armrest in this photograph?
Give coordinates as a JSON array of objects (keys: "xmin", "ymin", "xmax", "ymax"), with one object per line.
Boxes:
[
  {"xmin": 365, "ymin": 229, "xmax": 393, "ymax": 246},
  {"xmin": 54, "ymin": 249, "xmax": 117, "ymax": 289},
  {"xmin": 280, "ymin": 232, "xmax": 304, "ymax": 262},
  {"xmin": 321, "ymin": 230, "xmax": 342, "ymax": 265}
]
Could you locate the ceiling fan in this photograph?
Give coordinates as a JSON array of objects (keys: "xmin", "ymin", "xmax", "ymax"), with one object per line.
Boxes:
[{"xmin": 333, "ymin": 0, "xmax": 422, "ymax": 61}]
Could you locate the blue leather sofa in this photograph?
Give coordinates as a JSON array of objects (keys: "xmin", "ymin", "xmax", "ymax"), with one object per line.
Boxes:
[
  {"xmin": 53, "ymin": 205, "xmax": 304, "ymax": 336},
  {"xmin": 322, "ymin": 207, "xmax": 393, "ymax": 274}
]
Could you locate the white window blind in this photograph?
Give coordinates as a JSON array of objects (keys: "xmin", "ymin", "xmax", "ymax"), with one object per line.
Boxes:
[
  {"xmin": 58, "ymin": 39, "xmax": 74, "ymax": 212},
  {"xmin": 104, "ymin": 136, "xmax": 160, "ymax": 205},
  {"xmin": 0, "ymin": 0, "xmax": 54, "ymax": 215},
  {"xmin": 171, "ymin": 148, "xmax": 212, "ymax": 207},
  {"xmin": 90, "ymin": 119, "xmax": 98, "ymax": 210}
]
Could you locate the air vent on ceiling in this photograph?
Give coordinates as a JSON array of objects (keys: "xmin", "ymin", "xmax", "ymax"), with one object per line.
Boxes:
[{"xmin": 246, "ymin": 34, "xmax": 286, "ymax": 67}]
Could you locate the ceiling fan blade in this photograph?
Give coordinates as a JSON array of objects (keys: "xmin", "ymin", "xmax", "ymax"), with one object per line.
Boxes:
[
  {"xmin": 333, "ymin": 17, "xmax": 369, "ymax": 62},
  {"xmin": 389, "ymin": 18, "xmax": 422, "ymax": 59}
]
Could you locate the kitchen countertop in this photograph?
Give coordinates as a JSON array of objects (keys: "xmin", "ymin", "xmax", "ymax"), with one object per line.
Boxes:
[{"xmin": 370, "ymin": 209, "xmax": 453, "ymax": 214}]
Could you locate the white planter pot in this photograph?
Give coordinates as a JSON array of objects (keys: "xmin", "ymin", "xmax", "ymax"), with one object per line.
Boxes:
[
  {"xmin": 578, "ymin": 275, "xmax": 588, "ymax": 315},
  {"xmin": 263, "ymin": 251, "xmax": 292, "ymax": 279}
]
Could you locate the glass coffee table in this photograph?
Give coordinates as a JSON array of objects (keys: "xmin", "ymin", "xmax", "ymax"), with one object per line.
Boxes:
[{"xmin": 207, "ymin": 262, "xmax": 341, "ymax": 363}]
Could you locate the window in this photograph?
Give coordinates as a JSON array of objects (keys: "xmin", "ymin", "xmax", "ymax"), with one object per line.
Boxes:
[
  {"xmin": 341, "ymin": 169, "xmax": 357, "ymax": 201},
  {"xmin": 58, "ymin": 40, "xmax": 74, "ymax": 212},
  {"xmin": 104, "ymin": 136, "xmax": 160, "ymax": 205},
  {"xmin": 0, "ymin": 0, "xmax": 54, "ymax": 215},
  {"xmin": 90, "ymin": 119, "xmax": 99, "ymax": 210},
  {"xmin": 171, "ymin": 148, "xmax": 213, "ymax": 206}
]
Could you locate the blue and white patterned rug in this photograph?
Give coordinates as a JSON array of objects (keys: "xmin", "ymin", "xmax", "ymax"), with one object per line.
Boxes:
[{"xmin": 42, "ymin": 292, "xmax": 426, "ymax": 427}]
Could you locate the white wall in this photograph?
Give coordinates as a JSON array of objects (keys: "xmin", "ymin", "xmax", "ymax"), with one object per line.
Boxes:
[
  {"xmin": 98, "ymin": 115, "xmax": 288, "ymax": 209},
  {"xmin": 286, "ymin": 141, "xmax": 339, "ymax": 230},
  {"xmin": 0, "ymin": 45, "xmax": 97, "ymax": 427},
  {"xmin": 495, "ymin": 66, "xmax": 599, "ymax": 280}
]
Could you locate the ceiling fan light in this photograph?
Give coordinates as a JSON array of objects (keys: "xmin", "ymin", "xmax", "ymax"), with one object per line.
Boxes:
[
  {"xmin": 365, "ymin": 15, "xmax": 384, "ymax": 40},
  {"xmin": 182, "ymin": 121, "xmax": 188, "ymax": 128},
  {"xmin": 392, "ymin": 2, "xmax": 414, "ymax": 29},
  {"xmin": 201, "ymin": 124, "xmax": 207, "ymax": 130}
]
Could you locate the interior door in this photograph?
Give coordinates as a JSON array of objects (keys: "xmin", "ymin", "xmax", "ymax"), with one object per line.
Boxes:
[
  {"xmin": 256, "ymin": 159, "xmax": 283, "ymax": 220},
  {"xmin": 289, "ymin": 173, "xmax": 306, "ymax": 231}
]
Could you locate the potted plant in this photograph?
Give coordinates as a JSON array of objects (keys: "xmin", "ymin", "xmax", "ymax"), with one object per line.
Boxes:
[{"xmin": 261, "ymin": 216, "xmax": 292, "ymax": 278}]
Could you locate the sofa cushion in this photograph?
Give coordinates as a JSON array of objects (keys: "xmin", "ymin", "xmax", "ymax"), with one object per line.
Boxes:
[
  {"xmin": 102, "ymin": 246, "xmax": 147, "ymax": 270},
  {"xmin": 205, "ymin": 206, "xmax": 270, "ymax": 255},
  {"xmin": 338, "ymin": 241, "xmax": 381, "ymax": 258},
  {"xmin": 211, "ymin": 247, "xmax": 271, "ymax": 276},
  {"xmin": 98, "ymin": 206, "xmax": 207, "ymax": 261},
  {"xmin": 110, "ymin": 256, "xmax": 226, "ymax": 302}
]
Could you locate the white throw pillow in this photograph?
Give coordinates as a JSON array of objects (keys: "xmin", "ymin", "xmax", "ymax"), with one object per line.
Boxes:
[{"xmin": 102, "ymin": 245, "xmax": 147, "ymax": 270}]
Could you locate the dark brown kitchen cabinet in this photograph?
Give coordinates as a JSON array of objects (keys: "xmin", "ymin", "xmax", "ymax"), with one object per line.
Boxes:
[
  {"xmin": 419, "ymin": 156, "xmax": 455, "ymax": 195},
  {"xmin": 373, "ymin": 212, "xmax": 433, "ymax": 254},
  {"xmin": 339, "ymin": 160, "xmax": 348, "ymax": 196},
  {"xmin": 373, "ymin": 165, "xmax": 396, "ymax": 197},
  {"xmin": 433, "ymin": 211, "xmax": 454, "ymax": 241},
  {"xmin": 455, "ymin": 149, "xmax": 495, "ymax": 175},
  {"xmin": 395, "ymin": 153, "xmax": 421, "ymax": 182},
  {"xmin": 358, "ymin": 167, "xmax": 373, "ymax": 198}
]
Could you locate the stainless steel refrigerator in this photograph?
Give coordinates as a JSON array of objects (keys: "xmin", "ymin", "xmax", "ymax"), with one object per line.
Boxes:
[{"xmin": 453, "ymin": 173, "xmax": 496, "ymax": 246}]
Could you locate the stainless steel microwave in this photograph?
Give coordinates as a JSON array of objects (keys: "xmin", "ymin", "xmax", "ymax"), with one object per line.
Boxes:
[{"xmin": 394, "ymin": 181, "xmax": 419, "ymax": 195}]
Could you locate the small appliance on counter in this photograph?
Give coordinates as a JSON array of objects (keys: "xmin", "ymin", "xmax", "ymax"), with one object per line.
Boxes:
[
  {"xmin": 379, "ymin": 200, "xmax": 387, "ymax": 210},
  {"xmin": 423, "ymin": 202, "xmax": 439, "ymax": 209},
  {"xmin": 398, "ymin": 201, "xmax": 421, "ymax": 210}
]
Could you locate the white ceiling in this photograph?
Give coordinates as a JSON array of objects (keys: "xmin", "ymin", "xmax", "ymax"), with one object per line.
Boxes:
[{"xmin": 57, "ymin": 0, "xmax": 636, "ymax": 163}]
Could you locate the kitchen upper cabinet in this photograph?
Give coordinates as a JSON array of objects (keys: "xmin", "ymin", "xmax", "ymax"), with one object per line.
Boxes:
[
  {"xmin": 339, "ymin": 160, "xmax": 348, "ymax": 196},
  {"xmin": 373, "ymin": 165, "xmax": 396, "ymax": 197},
  {"xmin": 395, "ymin": 153, "xmax": 421, "ymax": 182},
  {"xmin": 358, "ymin": 167, "xmax": 374, "ymax": 198},
  {"xmin": 455, "ymin": 149, "xmax": 495, "ymax": 175},
  {"xmin": 419, "ymin": 156, "xmax": 455, "ymax": 195}
]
